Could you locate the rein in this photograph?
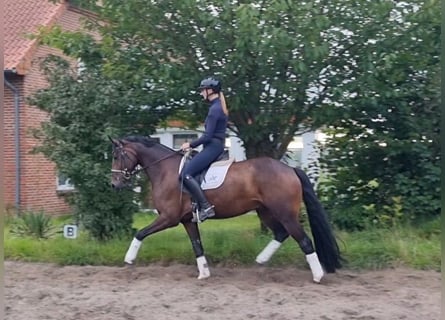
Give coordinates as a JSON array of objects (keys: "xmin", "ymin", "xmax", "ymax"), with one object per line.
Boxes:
[{"xmin": 111, "ymin": 147, "xmax": 183, "ymax": 180}]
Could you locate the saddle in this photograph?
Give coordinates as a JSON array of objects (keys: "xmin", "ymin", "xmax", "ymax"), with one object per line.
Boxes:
[{"xmin": 179, "ymin": 149, "xmax": 235, "ymax": 190}]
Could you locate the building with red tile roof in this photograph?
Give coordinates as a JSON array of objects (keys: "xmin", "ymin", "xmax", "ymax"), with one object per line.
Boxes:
[
  {"xmin": 4, "ymin": 0, "xmax": 95, "ymax": 215},
  {"xmin": 5, "ymin": 0, "xmax": 67, "ymax": 74}
]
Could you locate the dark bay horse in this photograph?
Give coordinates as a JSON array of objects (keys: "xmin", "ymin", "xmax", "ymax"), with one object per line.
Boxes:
[{"xmin": 110, "ymin": 135, "xmax": 342, "ymax": 282}]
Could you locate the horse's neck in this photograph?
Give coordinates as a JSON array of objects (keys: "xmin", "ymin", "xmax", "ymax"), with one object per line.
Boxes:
[{"xmin": 137, "ymin": 145, "xmax": 179, "ymax": 181}]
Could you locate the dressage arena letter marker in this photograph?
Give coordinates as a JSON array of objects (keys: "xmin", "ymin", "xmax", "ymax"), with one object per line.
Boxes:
[{"xmin": 63, "ymin": 225, "xmax": 78, "ymax": 239}]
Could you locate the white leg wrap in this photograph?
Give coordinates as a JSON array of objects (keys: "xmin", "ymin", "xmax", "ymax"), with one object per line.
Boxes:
[
  {"xmin": 255, "ymin": 239, "xmax": 282, "ymax": 264},
  {"xmin": 196, "ymin": 256, "xmax": 211, "ymax": 280},
  {"xmin": 124, "ymin": 238, "xmax": 142, "ymax": 264},
  {"xmin": 306, "ymin": 252, "xmax": 324, "ymax": 283}
]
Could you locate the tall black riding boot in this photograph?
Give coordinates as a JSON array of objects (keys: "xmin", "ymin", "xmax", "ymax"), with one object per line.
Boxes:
[{"xmin": 183, "ymin": 175, "xmax": 216, "ymax": 222}]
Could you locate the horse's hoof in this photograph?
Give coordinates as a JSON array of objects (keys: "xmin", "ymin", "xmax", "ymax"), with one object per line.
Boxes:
[
  {"xmin": 313, "ymin": 270, "xmax": 325, "ymax": 283},
  {"xmin": 197, "ymin": 273, "xmax": 210, "ymax": 280}
]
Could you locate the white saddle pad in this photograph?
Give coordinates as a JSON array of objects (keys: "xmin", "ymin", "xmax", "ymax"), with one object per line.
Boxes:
[{"xmin": 179, "ymin": 157, "xmax": 235, "ymax": 190}]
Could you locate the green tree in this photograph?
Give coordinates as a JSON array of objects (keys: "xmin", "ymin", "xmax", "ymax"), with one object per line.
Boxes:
[
  {"xmin": 315, "ymin": 0, "xmax": 440, "ymax": 229},
  {"xmin": 52, "ymin": 0, "xmax": 416, "ymax": 159},
  {"xmin": 29, "ymin": 56, "xmax": 171, "ymax": 240}
]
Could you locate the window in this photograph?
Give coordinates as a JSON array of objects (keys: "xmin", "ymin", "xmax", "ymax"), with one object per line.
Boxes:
[
  {"xmin": 77, "ymin": 58, "xmax": 86, "ymax": 76},
  {"xmin": 282, "ymin": 148, "xmax": 303, "ymax": 167},
  {"xmin": 173, "ymin": 134, "xmax": 198, "ymax": 149},
  {"xmin": 57, "ymin": 173, "xmax": 74, "ymax": 192},
  {"xmin": 282, "ymin": 137, "xmax": 303, "ymax": 167}
]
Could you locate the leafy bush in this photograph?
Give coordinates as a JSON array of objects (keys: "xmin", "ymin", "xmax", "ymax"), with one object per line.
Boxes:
[
  {"xmin": 315, "ymin": 5, "xmax": 440, "ymax": 231},
  {"xmin": 28, "ymin": 56, "xmax": 158, "ymax": 241},
  {"xmin": 73, "ymin": 184, "xmax": 137, "ymax": 241},
  {"xmin": 9, "ymin": 211, "xmax": 56, "ymax": 239}
]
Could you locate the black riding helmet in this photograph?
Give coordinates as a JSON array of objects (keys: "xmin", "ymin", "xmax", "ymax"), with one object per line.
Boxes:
[{"xmin": 198, "ymin": 76, "xmax": 222, "ymax": 93}]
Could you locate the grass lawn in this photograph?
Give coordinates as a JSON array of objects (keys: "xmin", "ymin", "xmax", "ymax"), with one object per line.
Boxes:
[{"xmin": 4, "ymin": 212, "xmax": 440, "ymax": 271}]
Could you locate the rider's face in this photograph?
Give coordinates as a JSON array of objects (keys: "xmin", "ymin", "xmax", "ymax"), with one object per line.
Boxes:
[{"xmin": 200, "ymin": 88, "xmax": 212, "ymax": 99}]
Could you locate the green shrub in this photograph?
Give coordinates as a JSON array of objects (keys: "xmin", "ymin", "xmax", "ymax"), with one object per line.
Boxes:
[
  {"xmin": 415, "ymin": 217, "xmax": 440, "ymax": 239},
  {"xmin": 28, "ymin": 55, "xmax": 167, "ymax": 241},
  {"xmin": 9, "ymin": 211, "xmax": 56, "ymax": 239},
  {"xmin": 73, "ymin": 185, "xmax": 137, "ymax": 241}
]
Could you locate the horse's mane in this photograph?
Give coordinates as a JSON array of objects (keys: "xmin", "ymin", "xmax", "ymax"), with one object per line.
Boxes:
[{"xmin": 122, "ymin": 135, "xmax": 176, "ymax": 153}]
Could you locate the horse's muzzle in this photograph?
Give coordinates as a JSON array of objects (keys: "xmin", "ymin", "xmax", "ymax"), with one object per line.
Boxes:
[{"xmin": 111, "ymin": 181, "xmax": 126, "ymax": 190}]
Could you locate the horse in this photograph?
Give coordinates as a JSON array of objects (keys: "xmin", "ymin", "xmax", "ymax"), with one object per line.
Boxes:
[{"xmin": 110, "ymin": 135, "xmax": 342, "ymax": 283}]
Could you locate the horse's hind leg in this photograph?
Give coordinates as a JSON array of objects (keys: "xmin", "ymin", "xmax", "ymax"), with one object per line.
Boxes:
[
  {"xmin": 182, "ymin": 221, "xmax": 210, "ymax": 279},
  {"xmin": 255, "ymin": 208, "xmax": 289, "ymax": 264},
  {"xmin": 278, "ymin": 212, "xmax": 324, "ymax": 283}
]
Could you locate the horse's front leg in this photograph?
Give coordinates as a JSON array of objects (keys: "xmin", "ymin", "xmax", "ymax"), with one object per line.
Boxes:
[
  {"xmin": 182, "ymin": 221, "xmax": 210, "ymax": 279},
  {"xmin": 124, "ymin": 215, "xmax": 179, "ymax": 264}
]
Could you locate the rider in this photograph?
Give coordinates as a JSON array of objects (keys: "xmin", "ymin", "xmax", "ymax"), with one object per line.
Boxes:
[{"xmin": 180, "ymin": 76, "xmax": 229, "ymax": 222}]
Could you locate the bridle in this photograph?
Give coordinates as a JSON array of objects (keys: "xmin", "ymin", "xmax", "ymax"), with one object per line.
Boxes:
[
  {"xmin": 111, "ymin": 144, "xmax": 182, "ymax": 180},
  {"xmin": 110, "ymin": 147, "xmax": 139, "ymax": 180}
]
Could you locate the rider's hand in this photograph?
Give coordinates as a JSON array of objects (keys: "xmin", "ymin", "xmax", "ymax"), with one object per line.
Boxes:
[{"xmin": 181, "ymin": 142, "xmax": 191, "ymax": 151}]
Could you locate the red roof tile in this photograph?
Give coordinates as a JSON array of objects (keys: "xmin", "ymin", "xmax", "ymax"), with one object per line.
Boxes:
[
  {"xmin": 4, "ymin": 0, "xmax": 67, "ymax": 74},
  {"xmin": 167, "ymin": 120, "xmax": 187, "ymax": 128}
]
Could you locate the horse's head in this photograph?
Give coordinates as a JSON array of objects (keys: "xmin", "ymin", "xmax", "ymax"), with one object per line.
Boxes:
[{"xmin": 109, "ymin": 137, "xmax": 139, "ymax": 190}]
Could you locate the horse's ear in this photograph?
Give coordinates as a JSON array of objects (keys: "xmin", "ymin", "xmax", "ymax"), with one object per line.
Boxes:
[{"xmin": 108, "ymin": 136, "xmax": 122, "ymax": 148}]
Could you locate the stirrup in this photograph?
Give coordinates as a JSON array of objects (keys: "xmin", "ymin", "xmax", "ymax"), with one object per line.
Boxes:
[{"xmin": 192, "ymin": 205, "xmax": 215, "ymax": 223}]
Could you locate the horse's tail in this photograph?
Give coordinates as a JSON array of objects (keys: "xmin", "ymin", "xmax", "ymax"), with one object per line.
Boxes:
[{"xmin": 294, "ymin": 167, "xmax": 342, "ymax": 273}]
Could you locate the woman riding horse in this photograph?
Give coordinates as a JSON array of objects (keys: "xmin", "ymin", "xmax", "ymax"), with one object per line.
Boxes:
[{"xmin": 180, "ymin": 76, "xmax": 229, "ymax": 223}]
